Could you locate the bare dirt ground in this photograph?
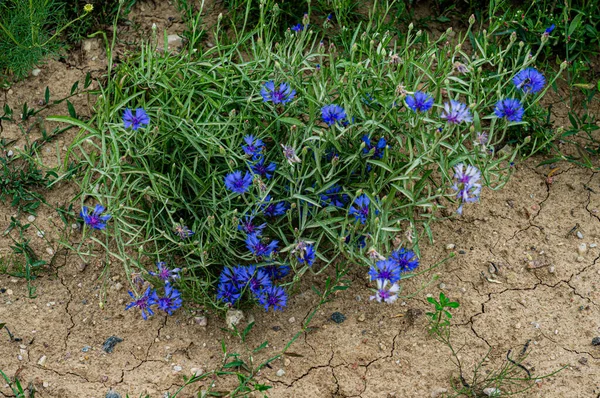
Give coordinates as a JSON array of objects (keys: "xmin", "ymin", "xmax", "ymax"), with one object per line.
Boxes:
[{"xmin": 1, "ymin": 1, "xmax": 600, "ymax": 397}]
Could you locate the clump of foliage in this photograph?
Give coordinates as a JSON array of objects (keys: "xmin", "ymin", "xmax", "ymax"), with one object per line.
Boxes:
[{"xmin": 54, "ymin": 0, "xmax": 560, "ymax": 316}]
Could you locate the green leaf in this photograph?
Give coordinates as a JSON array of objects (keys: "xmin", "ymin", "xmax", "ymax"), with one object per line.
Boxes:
[
  {"xmin": 223, "ymin": 360, "xmax": 244, "ymax": 369},
  {"xmin": 292, "ymin": 194, "xmax": 321, "ymax": 208},
  {"xmin": 46, "ymin": 116, "xmax": 101, "ymax": 135},
  {"xmin": 70, "ymin": 81, "xmax": 79, "ymax": 95},
  {"xmin": 84, "ymin": 72, "xmax": 92, "ymax": 88},
  {"xmin": 67, "ymin": 100, "xmax": 77, "ymax": 118},
  {"xmin": 278, "ymin": 117, "xmax": 304, "ymax": 126},
  {"xmin": 44, "ymin": 87, "xmax": 50, "ymax": 104}
]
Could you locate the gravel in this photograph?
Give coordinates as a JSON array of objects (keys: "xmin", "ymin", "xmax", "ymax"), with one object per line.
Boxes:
[
  {"xmin": 330, "ymin": 312, "xmax": 346, "ymax": 324},
  {"xmin": 592, "ymin": 337, "xmax": 600, "ymax": 346}
]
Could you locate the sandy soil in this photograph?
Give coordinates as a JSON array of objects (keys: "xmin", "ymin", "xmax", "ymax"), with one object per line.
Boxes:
[{"xmin": 1, "ymin": 1, "xmax": 600, "ymax": 397}]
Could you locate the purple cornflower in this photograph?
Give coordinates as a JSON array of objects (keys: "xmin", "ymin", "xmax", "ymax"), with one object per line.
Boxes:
[
  {"xmin": 368, "ymin": 259, "xmax": 401, "ymax": 284},
  {"xmin": 250, "ymin": 157, "xmax": 277, "ymax": 179},
  {"xmin": 260, "ymin": 81, "xmax": 296, "ymax": 104},
  {"xmin": 475, "ymin": 132, "xmax": 489, "ymax": 147},
  {"xmin": 242, "ymin": 135, "xmax": 265, "ymax": 158},
  {"xmin": 225, "ymin": 171, "xmax": 253, "ymax": 194},
  {"xmin": 453, "ymin": 62, "xmax": 469, "ymax": 75},
  {"xmin": 494, "ymin": 98, "xmax": 524, "ymax": 122},
  {"xmin": 125, "ymin": 287, "xmax": 156, "ymax": 320},
  {"xmin": 294, "ymin": 242, "xmax": 316, "ymax": 267},
  {"xmin": 246, "ymin": 233, "xmax": 279, "ymax": 258},
  {"xmin": 217, "ymin": 281, "xmax": 241, "ymax": 305},
  {"xmin": 389, "ymin": 248, "xmax": 419, "ymax": 273},
  {"xmin": 258, "ymin": 285, "xmax": 287, "ymax": 311},
  {"xmin": 349, "ymin": 194, "xmax": 370, "ymax": 224},
  {"xmin": 238, "ymin": 215, "xmax": 266, "ymax": 236},
  {"xmin": 149, "ymin": 261, "xmax": 181, "ymax": 282},
  {"xmin": 406, "ymin": 91, "xmax": 434, "ymax": 112},
  {"xmin": 261, "ymin": 195, "xmax": 287, "ymax": 217},
  {"xmin": 362, "ymin": 135, "xmax": 386, "ymax": 159},
  {"xmin": 262, "ymin": 264, "xmax": 291, "ymax": 280},
  {"xmin": 123, "ymin": 108, "xmax": 150, "ymax": 130},
  {"xmin": 281, "ymin": 144, "xmax": 301, "ymax": 165},
  {"xmin": 291, "ymin": 23, "xmax": 304, "ymax": 32},
  {"xmin": 80, "ymin": 204, "xmax": 111, "ymax": 230},
  {"xmin": 441, "ymin": 100, "xmax": 473, "ymax": 124},
  {"xmin": 370, "ymin": 279, "xmax": 400, "ymax": 304},
  {"xmin": 238, "ymin": 266, "xmax": 272, "ymax": 295},
  {"xmin": 452, "ymin": 163, "xmax": 482, "ymax": 215},
  {"xmin": 174, "ymin": 224, "xmax": 194, "ymax": 239},
  {"xmin": 153, "ymin": 283, "xmax": 183, "ymax": 315},
  {"xmin": 320, "ymin": 184, "xmax": 349, "ymax": 207},
  {"xmin": 321, "ymin": 104, "xmax": 347, "ymax": 126},
  {"xmin": 513, "ymin": 68, "xmax": 546, "ymax": 94}
]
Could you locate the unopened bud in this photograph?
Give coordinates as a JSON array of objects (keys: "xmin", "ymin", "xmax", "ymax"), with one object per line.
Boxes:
[{"xmin": 469, "ymin": 14, "xmax": 475, "ymax": 25}]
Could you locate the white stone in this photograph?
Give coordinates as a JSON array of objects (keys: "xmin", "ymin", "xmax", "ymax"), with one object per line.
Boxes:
[
  {"xmin": 225, "ymin": 309, "xmax": 245, "ymax": 330},
  {"xmin": 590, "ymin": 243, "xmax": 597, "ymax": 248},
  {"xmin": 276, "ymin": 369, "xmax": 285, "ymax": 377},
  {"xmin": 483, "ymin": 388, "xmax": 501, "ymax": 396},
  {"xmin": 445, "ymin": 244, "xmax": 455, "ymax": 250},
  {"xmin": 172, "ymin": 365, "xmax": 182, "ymax": 372},
  {"xmin": 27, "ymin": 215, "xmax": 36, "ymax": 222},
  {"xmin": 576, "ymin": 231, "xmax": 584, "ymax": 239},
  {"xmin": 288, "ymin": 317, "xmax": 296, "ymax": 324},
  {"xmin": 46, "ymin": 248, "xmax": 54, "ymax": 256},
  {"xmin": 194, "ymin": 316, "xmax": 207, "ymax": 327},
  {"xmin": 37, "ymin": 355, "xmax": 47, "ymax": 366},
  {"xmin": 167, "ymin": 35, "xmax": 183, "ymax": 49},
  {"xmin": 431, "ymin": 388, "xmax": 448, "ymax": 398},
  {"xmin": 31, "ymin": 68, "xmax": 41, "ymax": 77},
  {"xmin": 578, "ymin": 243, "xmax": 587, "ymax": 255}
]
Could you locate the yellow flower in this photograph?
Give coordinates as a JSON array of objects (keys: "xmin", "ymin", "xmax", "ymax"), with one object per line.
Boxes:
[{"xmin": 84, "ymin": 4, "xmax": 93, "ymax": 13}]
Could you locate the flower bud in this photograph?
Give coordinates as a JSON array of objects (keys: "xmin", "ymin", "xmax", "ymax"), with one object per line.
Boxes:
[{"xmin": 469, "ymin": 14, "xmax": 475, "ymax": 25}]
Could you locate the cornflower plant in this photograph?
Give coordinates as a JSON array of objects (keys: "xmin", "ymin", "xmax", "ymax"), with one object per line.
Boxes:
[{"xmin": 53, "ymin": 0, "xmax": 563, "ymax": 312}]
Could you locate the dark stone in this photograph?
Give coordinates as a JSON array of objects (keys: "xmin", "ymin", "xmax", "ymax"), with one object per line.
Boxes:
[
  {"xmin": 330, "ymin": 312, "xmax": 346, "ymax": 324},
  {"xmin": 458, "ymin": 250, "xmax": 466, "ymax": 254},
  {"xmin": 105, "ymin": 390, "xmax": 121, "ymax": 398},
  {"xmin": 272, "ymin": 326, "xmax": 281, "ymax": 331},
  {"xmin": 102, "ymin": 336, "xmax": 123, "ymax": 353},
  {"xmin": 592, "ymin": 337, "xmax": 600, "ymax": 346},
  {"xmin": 0, "ymin": 288, "xmax": 6, "ymax": 293}
]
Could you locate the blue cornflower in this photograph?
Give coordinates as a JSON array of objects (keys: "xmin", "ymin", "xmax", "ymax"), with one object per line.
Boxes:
[
  {"xmin": 250, "ymin": 157, "xmax": 277, "ymax": 179},
  {"xmin": 406, "ymin": 91, "xmax": 434, "ymax": 112},
  {"xmin": 80, "ymin": 204, "xmax": 111, "ymax": 230},
  {"xmin": 544, "ymin": 24, "xmax": 555, "ymax": 34},
  {"xmin": 368, "ymin": 259, "xmax": 401, "ymax": 283},
  {"xmin": 123, "ymin": 108, "xmax": 150, "ymax": 130},
  {"xmin": 389, "ymin": 248, "xmax": 419, "ymax": 273},
  {"xmin": 349, "ymin": 194, "xmax": 371, "ymax": 224},
  {"xmin": 260, "ymin": 81, "xmax": 296, "ymax": 105},
  {"xmin": 261, "ymin": 195, "xmax": 287, "ymax": 217},
  {"xmin": 441, "ymin": 100, "xmax": 473, "ymax": 124},
  {"xmin": 291, "ymin": 23, "xmax": 304, "ymax": 32},
  {"xmin": 238, "ymin": 266, "xmax": 272, "ymax": 295},
  {"xmin": 362, "ymin": 135, "xmax": 387, "ymax": 159},
  {"xmin": 217, "ymin": 281, "xmax": 241, "ymax": 305},
  {"xmin": 295, "ymin": 242, "xmax": 316, "ymax": 267},
  {"xmin": 174, "ymin": 224, "xmax": 194, "ymax": 239},
  {"xmin": 238, "ymin": 215, "xmax": 266, "ymax": 236},
  {"xmin": 258, "ymin": 285, "xmax": 287, "ymax": 311},
  {"xmin": 494, "ymin": 98, "xmax": 524, "ymax": 122},
  {"xmin": 513, "ymin": 68, "xmax": 546, "ymax": 94},
  {"xmin": 262, "ymin": 264, "xmax": 291, "ymax": 280},
  {"xmin": 246, "ymin": 233, "xmax": 279, "ymax": 258},
  {"xmin": 219, "ymin": 265, "xmax": 246, "ymax": 287},
  {"xmin": 153, "ymin": 283, "xmax": 183, "ymax": 315},
  {"xmin": 452, "ymin": 163, "xmax": 482, "ymax": 215},
  {"xmin": 125, "ymin": 287, "xmax": 156, "ymax": 320},
  {"xmin": 242, "ymin": 135, "xmax": 265, "ymax": 158},
  {"xmin": 320, "ymin": 185, "xmax": 349, "ymax": 207},
  {"xmin": 321, "ymin": 104, "xmax": 347, "ymax": 126},
  {"xmin": 149, "ymin": 262, "xmax": 181, "ymax": 282},
  {"xmin": 225, "ymin": 171, "xmax": 253, "ymax": 194},
  {"xmin": 370, "ymin": 279, "xmax": 400, "ymax": 304}
]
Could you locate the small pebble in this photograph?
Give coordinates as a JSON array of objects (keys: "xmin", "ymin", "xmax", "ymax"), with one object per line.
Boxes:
[
  {"xmin": 284, "ymin": 358, "xmax": 291, "ymax": 366},
  {"xmin": 225, "ymin": 309, "xmax": 245, "ymax": 330},
  {"xmin": 194, "ymin": 316, "xmax": 207, "ymax": 327},
  {"xmin": 577, "ymin": 231, "xmax": 584, "ymax": 239},
  {"xmin": 6, "ymin": 289, "xmax": 13, "ymax": 295},
  {"xmin": 515, "ymin": 323, "xmax": 521, "ymax": 329},
  {"xmin": 330, "ymin": 312, "xmax": 346, "ymax": 324},
  {"xmin": 114, "ymin": 282, "xmax": 123, "ymax": 291},
  {"xmin": 31, "ymin": 68, "xmax": 41, "ymax": 77},
  {"xmin": 27, "ymin": 215, "xmax": 36, "ymax": 222},
  {"xmin": 105, "ymin": 390, "xmax": 121, "ymax": 398},
  {"xmin": 445, "ymin": 243, "xmax": 455, "ymax": 250},
  {"xmin": 36, "ymin": 230, "xmax": 45, "ymax": 238},
  {"xmin": 548, "ymin": 266, "xmax": 555, "ymax": 274},
  {"xmin": 592, "ymin": 337, "xmax": 600, "ymax": 346},
  {"xmin": 590, "ymin": 243, "xmax": 597, "ymax": 248},
  {"xmin": 576, "ymin": 256, "xmax": 584, "ymax": 263},
  {"xmin": 173, "ymin": 365, "xmax": 182, "ymax": 372},
  {"xmin": 82, "ymin": 346, "xmax": 91, "ymax": 352},
  {"xmin": 276, "ymin": 369, "xmax": 285, "ymax": 377},
  {"xmin": 42, "ymin": 381, "xmax": 49, "ymax": 388},
  {"xmin": 578, "ymin": 243, "xmax": 587, "ymax": 255},
  {"xmin": 38, "ymin": 355, "xmax": 47, "ymax": 366},
  {"xmin": 483, "ymin": 387, "xmax": 501, "ymax": 397},
  {"xmin": 46, "ymin": 248, "xmax": 54, "ymax": 256},
  {"xmin": 288, "ymin": 317, "xmax": 296, "ymax": 324},
  {"xmin": 458, "ymin": 250, "xmax": 466, "ymax": 254},
  {"xmin": 431, "ymin": 387, "xmax": 448, "ymax": 398},
  {"xmin": 357, "ymin": 314, "xmax": 366, "ymax": 322},
  {"xmin": 439, "ymin": 283, "xmax": 446, "ymax": 289},
  {"xmin": 190, "ymin": 367, "xmax": 204, "ymax": 377}
]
